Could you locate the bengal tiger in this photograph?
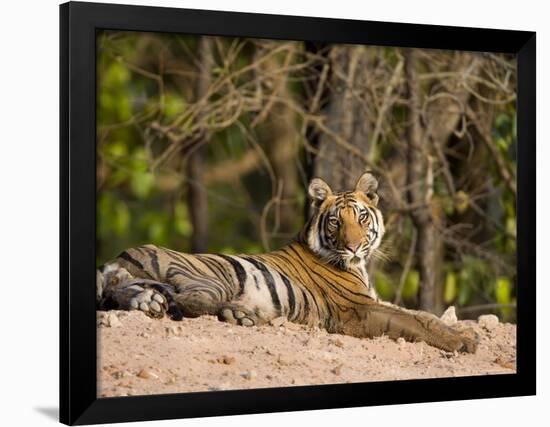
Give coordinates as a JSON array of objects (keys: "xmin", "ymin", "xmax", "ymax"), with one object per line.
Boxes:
[{"xmin": 97, "ymin": 172, "xmax": 478, "ymax": 353}]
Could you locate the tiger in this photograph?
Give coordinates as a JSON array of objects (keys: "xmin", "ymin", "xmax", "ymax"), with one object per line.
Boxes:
[{"xmin": 97, "ymin": 172, "xmax": 478, "ymax": 353}]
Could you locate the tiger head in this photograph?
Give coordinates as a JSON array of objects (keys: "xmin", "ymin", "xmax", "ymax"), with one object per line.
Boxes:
[{"xmin": 303, "ymin": 172, "xmax": 385, "ymax": 272}]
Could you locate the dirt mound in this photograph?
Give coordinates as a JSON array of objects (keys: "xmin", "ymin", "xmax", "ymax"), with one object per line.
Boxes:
[{"xmin": 97, "ymin": 310, "xmax": 516, "ymax": 397}]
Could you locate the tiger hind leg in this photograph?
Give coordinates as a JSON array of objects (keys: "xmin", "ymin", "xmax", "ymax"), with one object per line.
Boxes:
[
  {"xmin": 172, "ymin": 282, "xmax": 229, "ymax": 319},
  {"xmin": 97, "ymin": 264, "xmax": 172, "ymax": 319}
]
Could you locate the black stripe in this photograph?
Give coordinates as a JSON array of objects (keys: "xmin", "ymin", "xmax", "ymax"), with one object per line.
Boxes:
[
  {"xmin": 165, "ymin": 259, "xmax": 209, "ymax": 282},
  {"xmin": 118, "ymin": 251, "xmax": 144, "ymax": 270},
  {"xmin": 286, "ymin": 245, "xmax": 369, "ymax": 300},
  {"xmin": 164, "ymin": 250, "xmax": 207, "ymax": 277},
  {"xmin": 280, "ymin": 274, "xmax": 296, "ymax": 320},
  {"xmin": 320, "ymin": 213, "xmax": 330, "ymax": 247},
  {"xmin": 300, "ymin": 289, "xmax": 310, "ymax": 321},
  {"xmin": 144, "ymin": 247, "xmax": 160, "ymax": 278},
  {"xmin": 217, "ymin": 254, "xmax": 247, "ymax": 297},
  {"xmin": 198, "ymin": 255, "xmax": 233, "ymax": 284},
  {"xmin": 243, "ymin": 256, "xmax": 281, "ymax": 315},
  {"xmin": 270, "ymin": 251, "xmax": 323, "ymax": 318},
  {"xmin": 166, "ymin": 265, "xmax": 210, "ymax": 284}
]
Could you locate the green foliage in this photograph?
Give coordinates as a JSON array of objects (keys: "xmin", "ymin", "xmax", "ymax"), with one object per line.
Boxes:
[
  {"xmin": 374, "ymin": 270, "xmax": 394, "ymax": 301},
  {"xmin": 443, "ymin": 271, "xmax": 458, "ymax": 304},
  {"xmin": 402, "ymin": 270, "xmax": 420, "ymax": 301}
]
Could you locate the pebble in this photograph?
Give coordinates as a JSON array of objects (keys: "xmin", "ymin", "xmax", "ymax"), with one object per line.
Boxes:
[
  {"xmin": 137, "ymin": 368, "xmax": 159, "ymax": 379},
  {"xmin": 220, "ymin": 355, "xmax": 236, "ymax": 365},
  {"xmin": 330, "ymin": 338, "xmax": 344, "ymax": 348},
  {"xmin": 209, "ymin": 382, "xmax": 231, "ymax": 391},
  {"xmin": 97, "ymin": 313, "xmax": 108, "ymax": 327},
  {"xmin": 165, "ymin": 326, "xmax": 179, "ymax": 336},
  {"xmin": 241, "ymin": 370, "xmax": 257, "ymax": 380},
  {"xmin": 111, "ymin": 370, "xmax": 129, "ymax": 379},
  {"xmin": 478, "ymin": 314, "xmax": 499, "ymax": 331},
  {"xmin": 396, "ymin": 337, "xmax": 406, "ymax": 346},
  {"xmin": 269, "ymin": 316, "xmax": 287, "ymax": 327},
  {"xmin": 331, "ymin": 364, "xmax": 343, "ymax": 375},
  {"xmin": 494, "ymin": 357, "xmax": 515, "ymax": 370},
  {"xmin": 277, "ymin": 354, "xmax": 296, "ymax": 366},
  {"xmin": 107, "ymin": 313, "xmax": 122, "ymax": 328},
  {"xmin": 440, "ymin": 306, "xmax": 458, "ymax": 326},
  {"xmin": 319, "ymin": 351, "xmax": 336, "ymax": 362},
  {"xmin": 165, "ymin": 377, "xmax": 178, "ymax": 385}
]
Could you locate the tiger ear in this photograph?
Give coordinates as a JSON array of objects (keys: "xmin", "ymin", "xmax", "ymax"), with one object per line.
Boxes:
[
  {"xmin": 308, "ymin": 178, "xmax": 332, "ymax": 206},
  {"xmin": 355, "ymin": 172, "xmax": 379, "ymax": 205}
]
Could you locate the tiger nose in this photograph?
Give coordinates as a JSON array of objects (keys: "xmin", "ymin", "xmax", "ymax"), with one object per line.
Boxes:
[{"xmin": 345, "ymin": 242, "xmax": 361, "ymax": 253}]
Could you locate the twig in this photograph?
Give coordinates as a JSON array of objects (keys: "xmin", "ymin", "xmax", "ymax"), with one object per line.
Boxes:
[{"xmin": 394, "ymin": 228, "xmax": 417, "ymax": 305}]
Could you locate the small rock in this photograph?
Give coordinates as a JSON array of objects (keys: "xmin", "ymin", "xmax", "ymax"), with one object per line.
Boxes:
[
  {"xmin": 220, "ymin": 355, "xmax": 236, "ymax": 365},
  {"xmin": 165, "ymin": 377, "xmax": 178, "ymax": 385},
  {"xmin": 165, "ymin": 326, "xmax": 179, "ymax": 336},
  {"xmin": 330, "ymin": 338, "xmax": 344, "ymax": 348},
  {"xmin": 494, "ymin": 357, "xmax": 515, "ymax": 370},
  {"xmin": 241, "ymin": 370, "xmax": 257, "ymax": 380},
  {"xmin": 319, "ymin": 351, "xmax": 336, "ymax": 362},
  {"xmin": 107, "ymin": 313, "xmax": 122, "ymax": 328},
  {"xmin": 285, "ymin": 322, "xmax": 303, "ymax": 331},
  {"xmin": 331, "ymin": 364, "xmax": 343, "ymax": 375},
  {"xmin": 209, "ymin": 382, "xmax": 230, "ymax": 391},
  {"xmin": 97, "ymin": 312, "xmax": 108, "ymax": 327},
  {"xmin": 137, "ymin": 368, "xmax": 159, "ymax": 380},
  {"xmin": 111, "ymin": 370, "xmax": 129, "ymax": 380},
  {"xmin": 277, "ymin": 354, "xmax": 296, "ymax": 366},
  {"xmin": 269, "ymin": 316, "xmax": 287, "ymax": 327},
  {"xmin": 118, "ymin": 381, "xmax": 133, "ymax": 389},
  {"xmin": 440, "ymin": 306, "xmax": 458, "ymax": 326},
  {"xmin": 478, "ymin": 314, "xmax": 499, "ymax": 331},
  {"xmin": 396, "ymin": 337, "xmax": 406, "ymax": 346}
]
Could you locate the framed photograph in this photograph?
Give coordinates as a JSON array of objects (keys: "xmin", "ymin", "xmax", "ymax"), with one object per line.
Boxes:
[{"xmin": 60, "ymin": 1, "xmax": 536, "ymax": 424}]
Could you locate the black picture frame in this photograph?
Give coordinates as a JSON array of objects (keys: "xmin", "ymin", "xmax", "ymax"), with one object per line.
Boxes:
[{"xmin": 60, "ymin": 1, "xmax": 536, "ymax": 425}]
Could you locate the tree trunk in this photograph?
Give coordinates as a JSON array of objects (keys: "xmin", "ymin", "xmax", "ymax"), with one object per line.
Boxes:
[
  {"xmin": 404, "ymin": 49, "xmax": 442, "ymax": 313},
  {"xmin": 405, "ymin": 50, "xmax": 476, "ymax": 313},
  {"xmin": 187, "ymin": 37, "xmax": 213, "ymax": 253},
  {"xmin": 256, "ymin": 42, "xmax": 299, "ymax": 240},
  {"xmin": 313, "ymin": 45, "xmax": 372, "ymax": 190}
]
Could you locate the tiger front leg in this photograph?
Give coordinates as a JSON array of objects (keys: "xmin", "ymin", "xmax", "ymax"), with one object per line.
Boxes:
[
  {"xmin": 217, "ymin": 303, "xmax": 271, "ymax": 327},
  {"xmin": 340, "ymin": 302, "xmax": 479, "ymax": 353}
]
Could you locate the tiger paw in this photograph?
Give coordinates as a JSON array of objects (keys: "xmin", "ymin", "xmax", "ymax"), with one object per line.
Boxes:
[
  {"xmin": 218, "ymin": 306, "xmax": 258, "ymax": 327},
  {"xmin": 455, "ymin": 327, "xmax": 479, "ymax": 353},
  {"xmin": 118, "ymin": 283, "xmax": 168, "ymax": 319},
  {"xmin": 129, "ymin": 287, "xmax": 167, "ymax": 318}
]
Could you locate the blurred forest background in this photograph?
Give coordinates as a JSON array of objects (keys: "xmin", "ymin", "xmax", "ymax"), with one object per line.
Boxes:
[{"xmin": 97, "ymin": 31, "xmax": 517, "ymax": 320}]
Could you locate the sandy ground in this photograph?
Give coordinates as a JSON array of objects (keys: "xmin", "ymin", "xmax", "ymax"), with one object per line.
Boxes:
[{"xmin": 97, "ymin": 310, "xmax": 516, "ymax": 398}]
